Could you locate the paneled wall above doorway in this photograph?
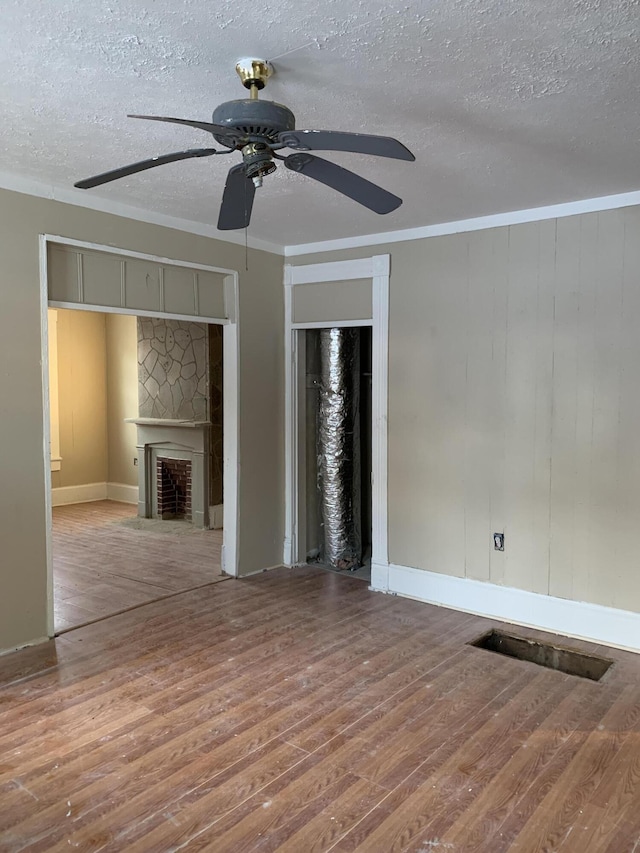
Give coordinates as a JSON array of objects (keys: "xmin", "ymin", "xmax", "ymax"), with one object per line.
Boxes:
[{"xmin": 47, "ymin": 242, "xmax": 227, "ymax": 320}]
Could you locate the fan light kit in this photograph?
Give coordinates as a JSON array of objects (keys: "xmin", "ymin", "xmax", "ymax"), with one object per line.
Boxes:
[{"xmin": 75, "ymin": 58, "xmax": 415, "ymax": 230}]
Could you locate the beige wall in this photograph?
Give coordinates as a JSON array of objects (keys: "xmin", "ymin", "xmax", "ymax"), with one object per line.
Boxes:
[
  {"xmin": 292, "ymin": 278, "xmax": 372, "ymax": 323},
  {"xmin": 106, "ymin": 313, "xmax": 138, "ymax": 487},
  {"xmin": 237, "ymin": 251, "xmax": 288, "ymax": 570},
  {"xmin": 51, "ymin": 309, "xmax": 108, "ymax": 488},
  {"xmin": 0, "ymin": 187, "xmax": 284, "ymax": 652},
  {"xmin": 293, "ymin": 207, "xmax": 640, "ymax": 614}
]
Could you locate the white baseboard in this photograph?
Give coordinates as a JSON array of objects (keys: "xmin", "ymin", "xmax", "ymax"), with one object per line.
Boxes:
[
  {"xmin": 106, "ymin": 482, "xmax": 139, "ymax": 504},
  {"xmin": 370, "ymin": 561, "xmax": 390, "ymax": 591},
  {"xmin": 370, "ymin": 562, "xmax": 640, "ymax": 654},
  {"xmin": 209, "ymin": 504, "xmax": 224, "ymax": 529},
  {"xmin": 51, "ymin": 482, "xmax": 139, "ymax": 506},
  {"xmin": 51, "ymin": 482, "xmax": 108, "ymax": 506}
]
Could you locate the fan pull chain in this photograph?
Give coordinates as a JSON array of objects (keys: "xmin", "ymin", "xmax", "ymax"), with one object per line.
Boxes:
[{"xmin": 244, "ymin": 170, "xmax": 249, "ymax": 271}]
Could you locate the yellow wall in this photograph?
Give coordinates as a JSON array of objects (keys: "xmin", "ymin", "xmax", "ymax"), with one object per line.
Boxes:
[
  {"xmin": 0, "ymin": 187, "xmax": 284, "ymax": 652},
  {"xmin": 49, "ymin": 311, "xmax": 138, "ymax": 491},
  {"xmin": 51, "ymin": 309, "xmax": 108, "ymax": 488},
  {"xmin": 106, "ymin": 313, "xmax": 138, "ymax": 487},
  {"xmin": 294, "ymin": 208, "xmax": 640, "ymax": 614}
]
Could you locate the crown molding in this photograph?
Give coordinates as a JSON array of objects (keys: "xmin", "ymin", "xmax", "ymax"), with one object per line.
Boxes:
[
  {"xmin": 3, "ymin": 168, "xmax": 640, "ymax": 260},
  {"xmin": 284, "ymin": 189, "xmax": 640, "ymax": 257},
  {"xmin": 0, "ymin": 170, "xmax": 284, "ymax": 256}
]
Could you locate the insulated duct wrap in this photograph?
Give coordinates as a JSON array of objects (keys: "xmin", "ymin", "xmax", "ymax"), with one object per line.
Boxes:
[{"xmin": 318, "ymin": 328, "xmax": 362, "ymax": 570}]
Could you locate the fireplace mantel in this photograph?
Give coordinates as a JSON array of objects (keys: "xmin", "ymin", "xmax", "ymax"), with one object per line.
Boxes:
[
  {"xmin": 128, "ymin": 418, "xmax": 211, "ymax": 529},
  {"xmin": 125, "ymin": 418, "xmax": 211, "ymax": 428}
]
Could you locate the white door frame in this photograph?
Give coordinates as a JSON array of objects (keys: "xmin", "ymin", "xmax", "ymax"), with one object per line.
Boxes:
[
  {"xmin": 39, "ymin": 234, "xmax": 240, "ymax": 637},
  {"xmin": 283, "ymin": 255, "xmax": 390, "ymax": 588}
]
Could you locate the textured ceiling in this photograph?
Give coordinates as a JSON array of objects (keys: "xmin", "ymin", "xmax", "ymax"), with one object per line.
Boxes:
[{"xmin": 1, "ymin": 0, "xmax": 639, "ymax": 248}]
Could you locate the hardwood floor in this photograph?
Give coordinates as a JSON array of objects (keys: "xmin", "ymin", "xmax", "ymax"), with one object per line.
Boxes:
[
  {"xmin": 53, "ymin": 501, "xmax": 226, "ymax": 632},
  {"xmin": 1, "ymin": 567, "xmax": 639, "ymax": 851}
]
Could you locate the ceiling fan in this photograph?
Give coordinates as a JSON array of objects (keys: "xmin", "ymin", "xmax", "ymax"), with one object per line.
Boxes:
[{"xmin": 74, "ymin": 58, "xmax": 415, "ymax": 230}]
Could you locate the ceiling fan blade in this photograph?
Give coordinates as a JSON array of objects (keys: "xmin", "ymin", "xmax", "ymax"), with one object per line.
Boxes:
[
  {"xmin": 74, "ymin": 148, "xmax": 219, "ymax": 189},
  {"xmin": 128, "ymin": 114, "xmax": 241, "ymax": 146},
  {"xmin": 284, "ymin": 153, "xmax": 402, "ymax": 214},
  {"xmin": 279, "ymin": 129, "xmax": 415, "ymax": 161},
  {"xmin": 217, "ymin": 164, "xmax": 256, "ymax": 230}
]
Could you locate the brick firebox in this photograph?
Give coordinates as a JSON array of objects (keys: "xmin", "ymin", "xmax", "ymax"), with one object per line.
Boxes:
[{"xmin": 156, "ymin": 457, "xmax": 192, "ymax": 521}]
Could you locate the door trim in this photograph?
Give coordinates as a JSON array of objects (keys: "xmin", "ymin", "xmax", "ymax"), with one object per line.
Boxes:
[{"xmin": 283, "ymin": 255, "xmax": 390, "ymax": 586}]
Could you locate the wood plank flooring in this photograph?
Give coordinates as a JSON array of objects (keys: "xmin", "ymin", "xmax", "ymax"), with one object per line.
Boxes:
[
  {"xmin": 53, "ymin": 501, "xmax": 225, "ymax": 632},
  {"xmin": 1, "ymin": 567, "xmax": 639, "ymax": 851}
]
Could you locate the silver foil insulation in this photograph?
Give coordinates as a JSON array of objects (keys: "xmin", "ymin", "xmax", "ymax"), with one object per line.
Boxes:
[{"xmin": 318, "ymin": 328, "xmax": 362, "ymax": 570}]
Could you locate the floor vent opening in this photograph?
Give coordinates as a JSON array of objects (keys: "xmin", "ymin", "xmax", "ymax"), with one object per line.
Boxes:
[{"xmin": 470, "ymin": 629, "xmax": 613, "ymax": 681}]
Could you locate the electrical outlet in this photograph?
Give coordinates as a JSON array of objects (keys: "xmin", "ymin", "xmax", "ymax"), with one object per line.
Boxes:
[
  {"xmin": 133, "ymin": 457, "xmax": 138, "ymax": 467},
  {"xmin": 494, "ymin": 532, "xmax": 504, "ymax": 551}
]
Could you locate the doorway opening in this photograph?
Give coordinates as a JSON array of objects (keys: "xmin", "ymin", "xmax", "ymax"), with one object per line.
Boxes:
[
  {"xmin": 41, "ymin": 235, "xmax": 240, "ymax": 637},
  {"xmin": 284, "ymin": 255, "xmax": 390, "ymax": 589},
  {"xmin": 47, "ymin": 308, "xmax": 228, "ymax": 633},
  {"xmin": 302, "ymin": 326, "xmax": 372, "ymax": 582}
]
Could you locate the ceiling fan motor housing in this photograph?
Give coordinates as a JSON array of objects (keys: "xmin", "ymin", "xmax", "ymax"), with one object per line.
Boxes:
[{"xmin": 211, "ymin": 99, "xmax": 296, "ymax": 147}]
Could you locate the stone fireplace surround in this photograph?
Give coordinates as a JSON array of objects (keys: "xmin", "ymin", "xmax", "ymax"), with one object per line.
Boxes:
[{"xmin": 127, "ymin": 418, "xmax": 211, "ymax": 529}]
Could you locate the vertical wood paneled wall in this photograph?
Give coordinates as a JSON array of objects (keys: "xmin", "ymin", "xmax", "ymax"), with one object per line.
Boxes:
[{"xmin": 387, "ymin": 208, "xmax": 640, "ymax": 612}]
